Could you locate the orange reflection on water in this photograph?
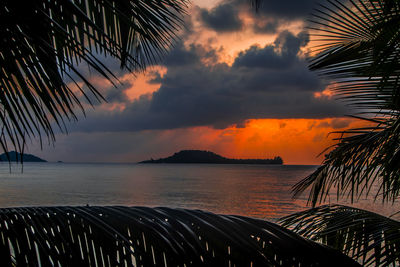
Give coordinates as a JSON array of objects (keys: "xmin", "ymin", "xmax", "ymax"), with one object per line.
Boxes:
[{"xmin": 121, "ymin": 164, "xmax": 315, "ymax": 220}]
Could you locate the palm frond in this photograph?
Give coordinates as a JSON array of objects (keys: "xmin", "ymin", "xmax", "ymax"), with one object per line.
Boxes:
[
  {"xmin": 280, "ymin": 205, "xmax": 400, "ymax": 266},
  {"xmin": 0, "ymin": 0, "xmax": 187, "ymax": 157},
  {"xmin": 309, "ymin": 0, "xmax": 400, "ymax": 114},
  {"xmin": 251, "ymin": 0, "xmax": 263, "ymax": 9},
  {"xmin": 293, "ymin": 0, "xmax": 400, "ymax": 204},
  {"xmin": 293, "ymin": 115, "xmax": 400, "ymax": 205},
  {"xmin": 0, "ymin": 206, "xmax": 360, "ymax": 266}
]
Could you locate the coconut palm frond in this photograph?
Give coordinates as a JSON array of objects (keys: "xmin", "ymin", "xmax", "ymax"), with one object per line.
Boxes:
[
  {"xmin": 0, "ymin": 0, "xmax": 187, "ymax": 156},
  {"xmin": 293, "ymin": 116, "xmax": 400, "ymax": 205},
  {"xmin": 251, "ymin": 0, "xmax": 263, "ymax": 9},
  {"xmin": 309, "ymin": 0, "xmax": 400, "ymax": 113},
  {"xmin": 293, "ymin": 0, "xmax": 400, "ymax": 204},
  {"xmin": 280, "ymin": 205, "xmax": 400, "ymax": 266},
  {"xmin": 0, "ymin": 206, "xmax": 361, "ymax": 267}
]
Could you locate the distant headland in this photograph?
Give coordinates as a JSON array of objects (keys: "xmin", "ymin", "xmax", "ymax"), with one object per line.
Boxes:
[
  {"xmin": 0, "ymin": 151, "xmax": 47, "ymax": 162},
  {"xmin": 139, "ymin": 150, "xmax": 283, "ymax": 165}
]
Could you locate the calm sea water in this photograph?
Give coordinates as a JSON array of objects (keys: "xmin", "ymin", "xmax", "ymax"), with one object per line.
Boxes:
[{"xmin": 0, "ymin": 163, "xmax": 396, "ymax": 220}]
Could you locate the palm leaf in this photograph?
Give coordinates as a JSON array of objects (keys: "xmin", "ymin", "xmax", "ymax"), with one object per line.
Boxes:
[
  {"xmin": 280, "ymin": 205, "xmax": 400, "ymax": 266},
  {"xmin": 251, "ymin": 0, "xmax": 263, "ymax": 9},
  {"xmin": 293, "ymin": 0, "xmax": 400, "ymax": 205},
  {"xmin": 0, "ymin": 206, "xmax": 360, "ymax": 266},
  {"xmin": 0, "ymin": 0, "xmax": 187, "ymax": 157}
]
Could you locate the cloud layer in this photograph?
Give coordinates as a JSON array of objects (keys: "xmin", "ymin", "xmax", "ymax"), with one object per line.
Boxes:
[
  {"xmin": 200, "ymin": 1, "xmax": 243, "ymax": 32},
  {"xmin": 32, "ymin": 0, "xmax": 353, "ymax": 164},
  {"xmin": 69, "ymin": 30, "xmax": 347, "ymax": 133},
  {"xmin": 197, "ymin": 0, "xmax": 320, "ymax": 34}
]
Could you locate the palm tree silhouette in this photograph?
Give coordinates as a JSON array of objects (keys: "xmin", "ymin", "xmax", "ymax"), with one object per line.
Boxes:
[
  {"xmin": 281, "ymin": 1, "xmax": 400, "ymax": 265},
  {"xmin": 0, "ymin": 0, "xmax": 187, "ymax": 155},
  {"xmin": 0, "ymin": 0, "xmax": 364, "ymax": 266}
]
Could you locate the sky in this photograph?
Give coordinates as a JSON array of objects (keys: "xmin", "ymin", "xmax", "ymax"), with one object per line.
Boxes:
[{"xmin": 29, "ymin": 0, "xmax": 363, "ymax": 165}]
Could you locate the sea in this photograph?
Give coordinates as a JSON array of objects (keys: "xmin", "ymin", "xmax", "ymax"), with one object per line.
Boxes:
[{"xmin": 0, "ymin": 163, "xmax": 397, "ymax": 221}]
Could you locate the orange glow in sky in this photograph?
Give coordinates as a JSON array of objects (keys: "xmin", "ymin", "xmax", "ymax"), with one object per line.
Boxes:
[
  {"xmin": 123, "ymin": 66, "xmax": 167, "ymax": 101},
  {"xmin": 186, "ymin": 6, "xmax": 306, "ymax": 66},
  {"xmin": 145, "ymin": 118, "xmax": 368, "ymax": 165},
  {"xmin": 214, "ymin": 118, "xmax": 354, "ymax": 165},
  {"xmin": 55, "ymin": 1, "xmax": 364, "ymax": 165}
]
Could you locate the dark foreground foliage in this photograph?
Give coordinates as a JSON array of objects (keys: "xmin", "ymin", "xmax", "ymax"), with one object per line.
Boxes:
[
  {"xmin": 292, "ymin": 0, "xmax": 400, "ymax": 206},
  {"xmin": 280, "ymin": 205, "xmax": 400, "ymax": 266},
  {"xmin": 0, "ymin": 0, "xmax": 187, "ymax": 156},
  {"xmin": 0, "ymin": 206, "xmax": 359, "ymax": 266},
  {"xmin": 282, "ymin": 1, "xmax": 400, "ymax": 265}
]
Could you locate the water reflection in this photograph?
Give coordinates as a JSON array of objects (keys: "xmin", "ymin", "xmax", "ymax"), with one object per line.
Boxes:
[{"xmin": 0, "ymin": 163, "xmax": 396, "ymax": 220}]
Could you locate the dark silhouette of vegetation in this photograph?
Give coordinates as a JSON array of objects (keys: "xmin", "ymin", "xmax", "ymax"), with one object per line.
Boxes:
[
  {"xmin": 280, "ymin": 1, "xmax": 400, "ymax": 266},
  {"xmin": 0, "ymin": 0, "xmax": 187, "ymax": 157},
  {"xmin": 0, "ymin": 151, "xmax": 46, "ymax": 162},
  {"xmin": 0, "ymin": 206, "xmax": 360, "ymax": 266},
  {"xmin": 281, "ymin": 205, "xmax": 400, "ymax": 266},
  {"xmin": 140, "ymin": 150, "xmax": 283, "ymax": 164},
  {"xmin": 0, "ymin": 0, "xmax": 361, "ymax": 266}
]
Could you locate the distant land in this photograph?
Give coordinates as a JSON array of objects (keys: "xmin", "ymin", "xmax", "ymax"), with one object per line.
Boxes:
[
  {"xmin": 0, "ymin": 151, "xmax": 47, "ymax": 162},
  {"xmin": 140, "ymin": 150, "xmax": 283, "ymax": 165}
]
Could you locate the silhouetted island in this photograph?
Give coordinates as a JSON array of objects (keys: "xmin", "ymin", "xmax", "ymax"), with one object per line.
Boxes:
[
  {"xmin": 0, "ymin": 151, "xmax": 47, "ymax": 162},
  {"xmin": 140, "ymin": 150, "xmax": 283, "ymax": 165}
]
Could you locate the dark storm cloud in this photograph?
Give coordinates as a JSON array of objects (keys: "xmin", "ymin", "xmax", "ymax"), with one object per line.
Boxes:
[
  {"xmin": 254, "ymin": 0, "xmax": 319, "ymax": 19},
  {"xmin": 68, "ymin": 30, "xmax": 349, "ymax": 133},
  {"xmin": 253, "ymin": 20, "xmax": 280, "ymax": 34},
  {"xmin": 162, "ymin": 42, "xmax": 220, "ymax": 67},
  {"xmin": 248, "ymin": 0, "xmax": 322, "ymax": 33},
  {"xmin": 198, "ymin": 0, "xmax": 317, "ymax": 31},
  {"xmin": 233, "ymin": 30, "xmax": 309, "ymax": 69},
  {"xmin": 103, "ymin": 82, "xmax": 131, "ymax": 103},
  {"xmin": 197, "ymin": 0, "xmax": 320, "ymax": 35},
  {"xmin": 199, "ymin": 1, "xmax": 243, "ymax": 32},
  {"xmin": 73, "ymin": 74, "xmax": 130, "ymax": 106},
  {"xmin": 162, "ymin": 42, "xmax": 200, "ymax": 66},
  {"xmin": 65, "ymin": 53, "xmax": 131, "ymax": 107}
]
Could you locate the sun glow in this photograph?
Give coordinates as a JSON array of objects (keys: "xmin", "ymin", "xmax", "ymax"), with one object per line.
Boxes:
[{"xmin": 175, "ymin": 118, "xmax": 368, "ymax": 165}]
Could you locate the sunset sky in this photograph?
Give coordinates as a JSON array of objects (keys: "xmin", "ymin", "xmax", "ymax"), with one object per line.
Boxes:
[{"xmin": 30, "ymin": 0, "xmax": 363, "ymax": 165}]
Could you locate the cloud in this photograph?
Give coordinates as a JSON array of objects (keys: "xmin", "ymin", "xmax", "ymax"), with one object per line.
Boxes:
[
  {"xmin": 236, "ymin": 0, "xmax": 321, "ymax": 34},
  {"xmin": 253, "ymin": 19, "xmax": 280, "ymax": 34},
  {"xmin": 30, "ymin": 118, "xmax": 354, "ymax": 165},
  {"xmin": 28, "ymin": 128, "xmax": 232, "ymax": 163},
  {"xmin": 22, "ymin": 0, "xmax": 352, "ymax": 165},
  {"xmin": 199, "ymin": 1, "xmax": 243, "ymax": 32},
  {"xmin": 197, "ymin": 0, "xmax": 320, "ymax": 33},
  {"xmin": 316, "ymin": 118, "xmax": 353, "ymax": 129},
  {"xmin": 161, "ymin": 42, "xmax": 200, "ymax": 67},
  {"xmin": 66, "ymin": 30, "xmax": 349, "ymax": 133},
  {"xmin": 233, "ymin": 30, "xmax": 308, "ymax": 69},
  {"xmin": 251, "ymin": 0, "xmax": 319, "ymax": 19}
]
